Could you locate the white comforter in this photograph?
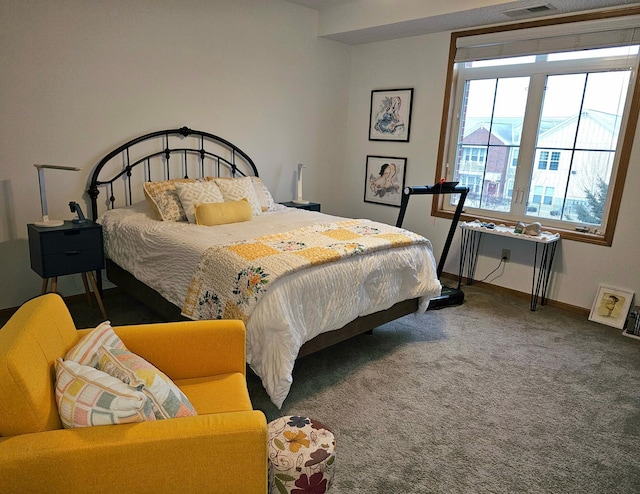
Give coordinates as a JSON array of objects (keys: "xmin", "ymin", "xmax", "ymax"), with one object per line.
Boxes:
[{"xmin": 98, "ymin": 202, "xmax": 441, "ymax": 408}]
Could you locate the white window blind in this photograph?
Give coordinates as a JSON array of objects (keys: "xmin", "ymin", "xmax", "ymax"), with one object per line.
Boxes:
[{"xmin": 455, "ymin": 15, "xmax": 640, "ymax": 62}]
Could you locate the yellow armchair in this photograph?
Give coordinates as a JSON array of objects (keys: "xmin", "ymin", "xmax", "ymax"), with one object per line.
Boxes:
[{"xmin": 0, "ymin": 293, "xmax": 268, "ymax": 494}]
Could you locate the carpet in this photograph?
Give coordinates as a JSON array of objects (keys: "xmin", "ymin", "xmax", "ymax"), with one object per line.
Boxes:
[{"xmin": 247, "ymin": 285, "xmax": 640, "ymax": 493}]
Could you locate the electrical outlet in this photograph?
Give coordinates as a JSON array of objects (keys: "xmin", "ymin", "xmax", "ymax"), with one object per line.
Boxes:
[{"xmin": 501, "ymin": 248, "xmax": 511, "ymax": 263}]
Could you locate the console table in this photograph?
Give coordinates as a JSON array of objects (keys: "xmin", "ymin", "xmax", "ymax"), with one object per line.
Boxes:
[{"xmin": 459, "ymin": 221, "xmax": 560, "ymax": 311}]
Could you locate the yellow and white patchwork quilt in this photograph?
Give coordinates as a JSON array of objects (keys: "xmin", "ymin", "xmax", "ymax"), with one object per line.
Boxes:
[
  {"xmin": 98, "ymin": 204, "xmax": 441, "ymax": 408},
  {"xmin": 182, "ymin": 219, "xmax": 429, "ymax": 321}
]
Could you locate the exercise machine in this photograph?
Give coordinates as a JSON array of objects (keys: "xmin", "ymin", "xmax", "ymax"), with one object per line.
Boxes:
[{"xmin": 396, "ymin": 182, "xmax": 469, "ymax": 310}]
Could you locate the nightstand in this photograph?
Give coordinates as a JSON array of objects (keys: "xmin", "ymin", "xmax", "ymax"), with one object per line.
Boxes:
[
  {"xmin": 280, "ymin": 201, "xmax": 321, "ymax": 212},
  {"xmin": 27, "ymin": 220, "xmax": 106, "ymax": 318}
]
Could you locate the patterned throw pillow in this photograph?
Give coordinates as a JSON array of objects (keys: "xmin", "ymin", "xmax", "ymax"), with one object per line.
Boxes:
[
  {"xmin": 55, "ymin": 358, "xmax": 155, "ymax": 428},
  {"xmin": 143, "ymin": 178, "xmax": 197, "ymax": 222},
  {"xmin": 214, "ymin": 177, "xmax": 262, "ymax": 217},
  {"xmin": 251, "ymin": 177, "xmax": 276, "ymax": 212},
  {"xmin": 175, "ymin": 181, "xmax": 225, "ymax": 223},
  {"xmin": 65, "ymin": 321, "xmax": 126, "ymax": 368},
  {"xmin": 97, "ymin": 346, "xmax": 197, "ymax": 420}
]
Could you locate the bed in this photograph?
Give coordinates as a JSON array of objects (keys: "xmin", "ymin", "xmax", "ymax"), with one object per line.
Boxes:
[{"xmin": 89, "ymin": 127, "xmax": 441, "ymax": 408}]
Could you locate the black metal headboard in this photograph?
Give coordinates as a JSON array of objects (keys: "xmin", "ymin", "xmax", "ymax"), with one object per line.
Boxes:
[{"xmin": 88, "ymin": 126, "xmax": 259, "ymax": 221}]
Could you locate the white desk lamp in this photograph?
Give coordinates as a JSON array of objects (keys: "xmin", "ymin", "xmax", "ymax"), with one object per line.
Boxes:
[
  {"xmin": 34, "ymin": 164, "xmax": 82, "ymax": 227},
  {"xmin": 292, "ymin": 163, "xmax": 310, "ymax": 205}
]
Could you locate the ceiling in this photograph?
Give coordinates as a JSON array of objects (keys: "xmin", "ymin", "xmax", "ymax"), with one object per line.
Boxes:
[{"xmin": 283, "ymin": 0, "xmax": 640, "ymax": 44}]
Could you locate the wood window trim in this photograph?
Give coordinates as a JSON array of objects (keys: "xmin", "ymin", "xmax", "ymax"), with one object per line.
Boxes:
[{"xmin": 432, "ymin": 6, "xmax": 640, "ymax": 247}]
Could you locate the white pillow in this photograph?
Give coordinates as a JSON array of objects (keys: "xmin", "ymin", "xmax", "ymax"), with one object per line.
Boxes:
[
  {"xmin": 214, "ymin": 177, "xmax": 262, "ymax": 216},
  {"xmin": 251, "ymin": 177, "xmax": 276, "ymax": 212},
  {"xmin": 175, "ymin": 181, "xmax": 225, "ymax": 223}
]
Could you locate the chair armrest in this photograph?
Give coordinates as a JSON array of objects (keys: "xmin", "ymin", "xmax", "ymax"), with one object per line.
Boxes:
[
  {"xmin": 79, "ymin": 320, "xmax": 247, "ymax": 379},
  {"xmin": 0, "ymin": 410, "xmax": 267, "ymax": 494}
]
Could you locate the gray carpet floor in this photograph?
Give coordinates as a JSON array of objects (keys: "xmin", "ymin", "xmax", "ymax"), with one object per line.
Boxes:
[
  {"xmin": 5, "ymin": 285, "xmax": 639, "ymax": 493},
  {"xmin": 248, "ymin": 286, "xmax": 640, "ymax": 493}
]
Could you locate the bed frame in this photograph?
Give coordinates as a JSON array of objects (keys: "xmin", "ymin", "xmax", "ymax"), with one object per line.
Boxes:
[{"xmin": 88, "ymin": 126, "xmax": 419, "ymax": 357}]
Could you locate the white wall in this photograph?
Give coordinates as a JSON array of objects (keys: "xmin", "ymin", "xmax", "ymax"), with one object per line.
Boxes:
[
  {"xmin": 343, "ymin": 31, "xmax": 640, "ymax": 311},
  {"xmin": 2, "ymin": 1, "xmax": 637, "ymax": 312},
  {"xmin": 0, "ymin": 0, "xmax": 350, "ymax": 309}
]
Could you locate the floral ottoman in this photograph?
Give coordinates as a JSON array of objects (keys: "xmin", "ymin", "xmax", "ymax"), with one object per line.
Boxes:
[{"xmin": 267, "ymin": 415, "xmax": 336, "ymax": 494}]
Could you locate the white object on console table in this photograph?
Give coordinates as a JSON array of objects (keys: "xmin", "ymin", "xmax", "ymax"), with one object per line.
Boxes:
[{"xmin": 460, "ymin": 220, "xmax": 560, "ymax": 243}]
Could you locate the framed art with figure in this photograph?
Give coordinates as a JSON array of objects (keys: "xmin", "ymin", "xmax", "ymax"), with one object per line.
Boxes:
[
  {"xmin": 369, "ymin": 88, "xmax": 413, "ymax": 142},
  {"xmin": 364, "ymin": 155, "xmax": 406, "ymax": 207},
  {"xmin": 588, "ymin": 285, "xmax": 634, "ymax": 330}
]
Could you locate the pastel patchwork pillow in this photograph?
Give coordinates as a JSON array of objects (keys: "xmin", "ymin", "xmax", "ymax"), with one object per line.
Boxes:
[
  {"xmin": 195, "ymin": 199, "xmax": 253, "ymax": 226},
  {"xmin": 143, "ymin": 178, "xmax": 198, "ymax": 222},
  {"xmin": 65, "ymin": 321, "xmax": 126, "ymax": 368},
  {"xmin": 97, "ymin": 346, "xmax": 197, "ymax": 420},
  {"xmin": 175, "ymin": 181, "xmax": 225, "ymax": 223},
  {"xmin": 214, "ymin": 177, "xmax": 262, "ymax": 217},
  {"xmin": 251, "ymin": 177, "xmax": 276, "ymax": 212},
  {"xmin": 55, "ymin": 358, "xmax": 155, "ymax": 429}
]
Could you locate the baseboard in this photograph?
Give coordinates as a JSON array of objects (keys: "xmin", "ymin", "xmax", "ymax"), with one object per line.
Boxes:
[
  {"xmin": 440, "ymin": 272, "xmax": 590, "ymax": 317},
  {"xmin": 0, "ymin": 288, "xmax": 121, "ymax": 322}
]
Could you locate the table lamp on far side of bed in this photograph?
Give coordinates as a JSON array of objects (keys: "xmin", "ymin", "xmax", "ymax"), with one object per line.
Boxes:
[
  {"xmin": 33, "ymin": 164, "xmax": 83, "ymax": 227},
  {"xmin": 292, "ymin": 163, "xmax": 310, "ymax": 205}
]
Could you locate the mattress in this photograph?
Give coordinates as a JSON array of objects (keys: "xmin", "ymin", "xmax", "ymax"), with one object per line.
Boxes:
[{"xmin": 98, "ymin": 201, "xmax": 441, "ymax": 407}]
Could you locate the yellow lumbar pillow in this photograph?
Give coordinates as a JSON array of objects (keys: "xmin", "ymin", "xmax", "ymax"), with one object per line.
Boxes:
[{"xmin": 195, "ymin": 199, "xmax": 253, "ymax": 226}]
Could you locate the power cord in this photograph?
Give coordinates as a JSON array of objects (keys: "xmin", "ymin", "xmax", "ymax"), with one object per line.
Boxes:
[{"xmin": 478, "ymin": 256, "xmax": 507, "ymax": 282}]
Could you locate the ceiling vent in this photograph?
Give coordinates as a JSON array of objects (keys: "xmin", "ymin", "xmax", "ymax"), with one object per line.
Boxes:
[{"xmin": 502, "ymin": 3, "xmax": 557, "ymax": 18}]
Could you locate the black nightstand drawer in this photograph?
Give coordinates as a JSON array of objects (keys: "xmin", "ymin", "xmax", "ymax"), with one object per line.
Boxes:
[
  {"xmin": 28, "ymin": 221, "xmax": 105, "ymax": 278},
  {"xmin": 40, "ymin": 248, "xmax": 104, "ymax": 278},
  {"xmin": 38, "ymin": 228, "xmax": 102, "ymax": 254}
]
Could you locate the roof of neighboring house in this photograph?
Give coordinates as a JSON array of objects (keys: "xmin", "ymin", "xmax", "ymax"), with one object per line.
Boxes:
[
  {"xmin": 538, "ymin": 109, "xmax": 619, "ymax": 141},
  {"xmin": 462, "ymin": 109, "xmax": 617, "ymax": 146}
]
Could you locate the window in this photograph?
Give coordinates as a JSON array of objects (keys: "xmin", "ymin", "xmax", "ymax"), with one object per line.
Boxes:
[
  {"xmin": 533, "ymin": 185, "xmax": 543, "ymax": 204},
  {"xmin": 537, "ymin": 150, "xmax": 561, "ymax": 170},
  {"xmin": 538, "ymin": 151, "xmax": 550, "ymax": 170},
  {"xmin": 435, "ymin": 11, "xmax": 640, "ymax": 245},
  {"xmin": 549, "ymin": 151, "xmax": 560, "ymax": 171},
  {"xmin": 510, "ymin": 148, "xmax": 519, "ymax": 167},
  {"xmin": 544, "ymin": 186, "xmax": 554, "ymax": 206}
]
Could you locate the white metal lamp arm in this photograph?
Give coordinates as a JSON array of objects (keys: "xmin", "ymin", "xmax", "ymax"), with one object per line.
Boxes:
[{"xmin": 34, "ymin": 164, "xmax": 82, "ymax": 227}]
